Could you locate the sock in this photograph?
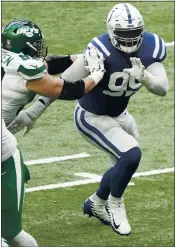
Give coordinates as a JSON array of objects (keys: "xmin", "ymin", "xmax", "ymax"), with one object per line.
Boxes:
[
  {"xmin": 111, "ymin": 147, "xmax": 141, "ymax": 198},
  {"xmin": 96, "ymin": 167, "xmax": 113, "ymax": 200},
  {"xmin": 90, "ymin": 193, "xmax": 106, "ymax": 204},
  {"xmin": 11, "ymin": 230, "xmax": 38, "ymax": 247}
]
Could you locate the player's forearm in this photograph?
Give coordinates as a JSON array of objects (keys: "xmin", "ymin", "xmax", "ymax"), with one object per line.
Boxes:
[
  {"xmin": 142, "ymin": 70, "xmax": 169, "ymax": 96},
  {"xmin": 27, "ymin": 74, "xmax": 64, "ymax": 98},
  {"xmin": 59, "ymin": 70, "xmax": 104, "ymax": 100},
  {"xmin": 24, "ymin": 96, "xmax": 56, "ymax": 121},
  {"xmin": 37, "ymin": 96, "xmax": 56, "ymax": 106}
]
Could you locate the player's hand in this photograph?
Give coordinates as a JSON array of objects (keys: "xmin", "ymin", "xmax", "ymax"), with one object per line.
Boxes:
[
  {"xmin": 123, "ymin": 57, "xmax": 145, "ymax": 82},
  {"xmin": 7, "ymin": 110, "xmax": 36, "ymax": 135},
  {"xmin": 84, "ymin": 46, "xmax": 105, "ymax": 73},
  {"xmin": 83, "ymin": 45, "xmax": 105, "ymax": 84},
  {"xmin": 23, "ymin": 121, "xmax": 36, "ymax": 136}
]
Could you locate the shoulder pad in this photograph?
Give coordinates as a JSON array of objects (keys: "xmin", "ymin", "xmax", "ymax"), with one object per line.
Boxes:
[
  {"xmin": 17, "ymin": 56, "xmax": 47, "ymax": 80},
  {"xmin": 2, "ymin": 49, "xmax": 47, "ymax": 80}
]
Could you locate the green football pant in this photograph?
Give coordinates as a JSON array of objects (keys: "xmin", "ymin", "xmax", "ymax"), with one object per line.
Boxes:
[
  {"xmin": 1, "ymin": 148, "xmax": 25, "ymax": 240},
  {"xmin": 24, "ymin": 163, "xmax": 30, "ymax": 182}
]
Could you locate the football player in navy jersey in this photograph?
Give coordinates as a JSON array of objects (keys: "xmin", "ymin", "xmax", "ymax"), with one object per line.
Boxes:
[
  {"xmin": 61, "ymin": 3, "xmax": 169, "ymax": 236},
  {"xmin": 11, "ymin": 3, "xmax": 169, "ymax": 236}
]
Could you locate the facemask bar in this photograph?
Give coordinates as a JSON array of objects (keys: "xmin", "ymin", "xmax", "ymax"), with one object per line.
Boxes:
[
  {"xmin": 25, "ymin": 39, "xmax": 48, "ymax": 59},
  {"xmin": 111, "ymin": 27, "xmax": 143, "ymax": 53},
  {"xmin": 35, "ymin": 39, "xmax": 48, "ymax": 59}
]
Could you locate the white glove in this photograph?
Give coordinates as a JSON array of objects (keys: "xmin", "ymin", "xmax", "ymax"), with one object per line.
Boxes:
[
  {"xmin": 123, "ymin": 57, "xmax": 145, "ymax": 82},
  {"xmin": 83, "ymin": 45, "xmax": 105, "ymax": 84},
  {"xmin": 7, "ymin": 97, "xmax": 51, "ymax": 136}
]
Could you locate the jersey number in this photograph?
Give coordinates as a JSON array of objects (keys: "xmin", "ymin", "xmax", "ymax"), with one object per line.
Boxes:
[{"xmin": 102, "ymin": 72, "xmax": 142, "ymax": 97}]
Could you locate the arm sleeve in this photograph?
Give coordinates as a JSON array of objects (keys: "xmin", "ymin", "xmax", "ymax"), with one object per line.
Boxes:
[
  {"xmin": 143, "ymin": 62, "xmax": 169, "ymax": 96},
  {"xmin": 58, "ymin": 79, "xmax": 85, "ymax": 100},
  {"xmin": 61, "ymin": 54, "xmax": 90, "ymax": 82},
  {"xmin": 45, "ymin": 55, "xmax": 73, "ymax": 75}
]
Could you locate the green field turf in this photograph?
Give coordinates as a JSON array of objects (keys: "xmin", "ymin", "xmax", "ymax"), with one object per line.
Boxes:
[
  {"xmin": 24, "ymin": 173, "xmax": 174, "ymax": 247},
  {"xmin": 2, "ymin": 2, "xmax": 174, "ymax": 247}
]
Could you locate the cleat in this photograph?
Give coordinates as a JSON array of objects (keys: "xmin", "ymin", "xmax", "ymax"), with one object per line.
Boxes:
[
  {"xmin": 106, "ymin": 195, "xmax": 131, "ymax": 236},
  {"xmin": 82, "ymin": 196, "xmax": 110, "ymax": 226}
]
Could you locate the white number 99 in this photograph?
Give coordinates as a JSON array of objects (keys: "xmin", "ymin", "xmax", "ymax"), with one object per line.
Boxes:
[{"xmin": 103, "ymin": 72, "xmax": 142, "ymax": 97}]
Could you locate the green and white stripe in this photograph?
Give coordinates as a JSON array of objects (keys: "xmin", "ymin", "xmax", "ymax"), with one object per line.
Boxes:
[
  {"xmin": 17, "ymin": 64, "xmax": 45, "ymax": 76},
  {"xmin": 13, "ymin": 149, "xmax": 22, "ymax": 211}
]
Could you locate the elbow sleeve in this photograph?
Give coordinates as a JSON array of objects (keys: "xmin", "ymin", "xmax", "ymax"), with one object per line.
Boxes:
[{"xmin": 58, "ymin": 79, "xmax": 85, "ymax": 100}]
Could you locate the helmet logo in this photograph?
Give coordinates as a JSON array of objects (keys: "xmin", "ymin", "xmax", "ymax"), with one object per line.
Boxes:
[{"xmin": 16, "ymin": 27, "xmax": 40, "ymax": 37}]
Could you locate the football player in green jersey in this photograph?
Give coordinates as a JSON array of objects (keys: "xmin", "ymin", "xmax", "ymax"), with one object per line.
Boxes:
[
  {"xmin": 2, "ymin": 19, "xmax": 105, "ymax": 133},
  {"xmin": 1, "ymin": 19, "xmax": 105, "ymax": 186},
  {"xmin": 1, "ymin": 19, "xmax": 105, "ymax": 242},
  {"xmin": 1, "ymin": 118, "xmax": 38, "ymax": 246}
]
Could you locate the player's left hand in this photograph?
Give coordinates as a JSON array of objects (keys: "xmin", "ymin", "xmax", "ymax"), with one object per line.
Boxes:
[
  {"xmin": 83, "ymin": 45, "xmax": 105, "ymax": 74},
  {"xmin": 123, "ymin": 57, "xmax": 145, "ymax": 82}
]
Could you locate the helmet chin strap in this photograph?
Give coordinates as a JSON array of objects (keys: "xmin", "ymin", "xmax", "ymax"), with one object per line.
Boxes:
[{"xmin": 119, "ymin": 44, "xmax": 138, "ymax": 53}]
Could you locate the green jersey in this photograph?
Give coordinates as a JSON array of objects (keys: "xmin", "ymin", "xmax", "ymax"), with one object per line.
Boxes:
[{"xmin": 2, "ymin": 49, "xmax": 47, "ymax": 126}]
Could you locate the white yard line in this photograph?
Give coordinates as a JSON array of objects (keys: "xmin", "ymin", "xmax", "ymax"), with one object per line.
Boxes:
[
  {"xmin": 132, "ymin": 167, "xmax": 174, "ymax": 178},
  {"xmin": 26, "ymin": 173, "xmax": 134, "ymax": 193},
  {"xmin": 25, "ymin": 153, "xmax": 90, "ymax": 166},
  {"xmin": 26, "ymin": 167, "xmax": 173, "ymax": 193},
  {"xmin": 166, "ymin": 41, "xmax": 174, "ymax": 47}
]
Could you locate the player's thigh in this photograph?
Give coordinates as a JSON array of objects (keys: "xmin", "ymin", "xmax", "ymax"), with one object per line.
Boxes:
[
  {"xmin": 1, "ymin": 148, "xmax": 25, "ymax": 240},
  {"xmin": 114, "ymin": 109, "xmax": 139, "ymax": 140},
  {"xmin": 74, "ymin": 105, "xmax": 139, "ymax": 159}
]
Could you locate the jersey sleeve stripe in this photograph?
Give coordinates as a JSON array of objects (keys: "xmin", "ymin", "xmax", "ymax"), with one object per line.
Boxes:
[
  {"xmin": 152, "ymin": 33, "xmax": 160, "ymax": 58},
  {"xmin": 17, "ymin": 65, "xmax": 46, "ymax": 76},
  {"xmin": 90, "ymin": 40, "xmax": 108, "ymax": 58},
  {"xmin": 92, "ymin": 37, "xmax": 111, "ymax": 56},
  {"xmin": 159, "ymin": 38, "xmax": 166, "ymax": 59},
  {"xmin": 157, "ymin": 37, "xmax": 163, "ymax": 59}
]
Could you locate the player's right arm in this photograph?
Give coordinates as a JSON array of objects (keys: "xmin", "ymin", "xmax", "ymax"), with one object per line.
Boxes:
[
  {"xmin": 7, "ymin": 46, "xmax": 105, "ymax": 134},
  {"xmin": 27, "ymin": 45, "xmax": 105, "ymax": 99},
  {"xmin": 26, "ymin": 72, "xmax": 100, "ymax": 99}
]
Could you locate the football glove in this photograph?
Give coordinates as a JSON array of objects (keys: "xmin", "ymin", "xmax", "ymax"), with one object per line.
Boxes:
[
  {"xmin": 7, "ymin": 97, "xmax": 52, "ymax": 135},
  {"xmin": 83, "ymin": 45, "xmax": 105, "ymax": 85},
  {"xmin": 123, "ymin": 57, "xmax": 145, "ymax": 82},
  {"xmin": 7, "ymin": 110, "xmax": 36, "ymax": 135}
]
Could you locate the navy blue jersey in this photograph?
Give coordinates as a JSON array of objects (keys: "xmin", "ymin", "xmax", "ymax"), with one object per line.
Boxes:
[{"xmin": 79, "ymin": 32, "xmax": 167, "ymax": 117}]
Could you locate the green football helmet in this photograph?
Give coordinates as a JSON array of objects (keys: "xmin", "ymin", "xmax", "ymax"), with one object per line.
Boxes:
[{"xmin": 2, "ymin": 19, "xmax": 48, "ymax": 58}]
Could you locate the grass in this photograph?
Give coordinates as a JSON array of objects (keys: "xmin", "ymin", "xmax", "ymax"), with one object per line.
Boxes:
[
  {"xmin": 2, "ymin": 2, "xmax": 174, "ymax": 247},
  {"xmin": 24, "ymin": 173, "xmax": 174, "ymax": 247}
]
